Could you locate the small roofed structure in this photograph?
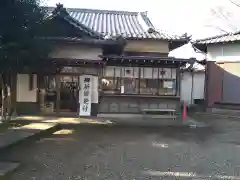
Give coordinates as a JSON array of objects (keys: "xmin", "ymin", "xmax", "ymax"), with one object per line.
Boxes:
[
  {"xmin": 194, "ymin": 31, "xmax": 240, "ymax": 107},
  {"xmin": 169, "ymin": 43, "xmax": 206, "ymax": 105},
  {"xmin": 168, "ymin": 42, "xmax": 206, "ymax": 71}
]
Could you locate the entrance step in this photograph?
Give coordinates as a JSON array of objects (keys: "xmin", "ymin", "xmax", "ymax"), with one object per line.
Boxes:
[
  {"xmin": 0, "ymin": 162, "xmax": 20, "ymax": 179},
  {"xmin": 98, "ymin": 113, "xmax": 178, "ymax": 120},
  {"xmin": 214, "ymin": 102, "xmax": 240, "ymax": 110},
  {"xmin": 98, "ymin": 114, "xmax": 142, "ymax": 119},
  {"xmin": 0, "ymin": 122, "xmax": 59, "ymax": 150},
  {"xmin": 208, "ymin": 108, "xmax": 240, "ymax": 116}
]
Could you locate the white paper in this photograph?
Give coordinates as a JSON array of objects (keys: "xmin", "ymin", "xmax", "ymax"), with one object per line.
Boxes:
[
  {"xmin": 163, "ymin": 81, "xmax": 173, "ymax": 89},
  {"xmin": 79, "ymin": 75, "xmax": 92, "ymax": 116},
  {"xmin": 120, "ymin": 85, "xmax": 124, "ymax": 94}
]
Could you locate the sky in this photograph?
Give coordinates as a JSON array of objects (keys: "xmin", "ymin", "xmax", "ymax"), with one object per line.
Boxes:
[{"xmin": 45, "ymin": 0, "xmax": 240, "ymax": 39}]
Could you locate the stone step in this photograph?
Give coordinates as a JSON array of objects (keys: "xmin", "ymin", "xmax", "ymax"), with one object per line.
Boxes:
[
  {"xmin": 0, "ymin": 162, "xmax": 20, "ymax": 179},
  {"xmin": 0, "ymin": 122, "xmax": 59, "ymax": 150},
  {"xmin": 98, "ymin": 113, "xmax": 180, "ymax": 119},
  {"xmin": 195, "ymin": 112, "xmax": 240, "ymax": 119},
  {"xmin": 208, "ymin": 108, "xmax": 240, "ymax": 116},
  {"xmin": 143, "ymin": 115, "xmax": 177, "ymax": 119},
  {"xmin": 214, "ymin": 102, "xmax": 240, "ymax": 110}
]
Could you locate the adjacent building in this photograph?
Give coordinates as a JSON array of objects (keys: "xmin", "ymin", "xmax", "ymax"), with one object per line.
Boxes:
[
  {"xmin": 196, "ymin": 31, "xmax": 240, "ymax": 107},
  {"xmin": 168, "ymin": 43, "xmax": 206, "ymax": 106}
]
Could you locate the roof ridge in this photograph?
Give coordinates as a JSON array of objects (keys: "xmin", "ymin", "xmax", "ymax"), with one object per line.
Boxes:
[
  {"xmin": 66, "ymin": 7, "xmax": 144, "ymax": 15},
  {"xmin": 139, "ymin": 12, "xmax": 155, "ymax": 29},
  {"xmin": 151, "ymin": 28, "xmax": 181, "ymax": 38},
  {"xmin": 195, "ymin": 31, "xmax": 240, "ymax": 42}
]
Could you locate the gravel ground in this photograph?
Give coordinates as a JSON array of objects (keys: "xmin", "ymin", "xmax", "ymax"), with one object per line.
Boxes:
[{"xmin": 2, "ymin": 116, "xmax": 240, "ymax": 180}]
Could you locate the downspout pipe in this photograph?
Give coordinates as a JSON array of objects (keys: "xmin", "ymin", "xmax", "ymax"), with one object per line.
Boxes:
[
  {"xmin": 188, "ymin": 58, "xmax": 195, "ymax": 105},
  {"xmin": 191, "ymin": 69, "xmax": 194, "ymax": 105}
]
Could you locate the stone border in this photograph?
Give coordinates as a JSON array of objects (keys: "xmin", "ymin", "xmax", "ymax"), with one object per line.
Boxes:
[
  {"xmin": 195, "ymin": 112, "xmax": 240, "ymax": 119},
  {"xmin": 0, "ymin": 162, "xmax": 20, "ymax": 180}
]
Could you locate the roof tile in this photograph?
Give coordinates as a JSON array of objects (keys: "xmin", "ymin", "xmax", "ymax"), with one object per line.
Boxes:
[
  {"xmin": 64, "ymin": 8, "xmax": 181, "ymax": 40},
  {"xmin": 195, "ymin": 31, "xmax": 240, "ymax": 44}
]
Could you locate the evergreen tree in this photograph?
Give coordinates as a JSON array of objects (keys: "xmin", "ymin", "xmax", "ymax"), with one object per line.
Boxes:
[
  {"xmin": 0, "ymin": 0, "xmax": 57, "ymax": 119},
  {"xmin": 0, "ymin": 0, "xmax": 56, "ymax": 75}
]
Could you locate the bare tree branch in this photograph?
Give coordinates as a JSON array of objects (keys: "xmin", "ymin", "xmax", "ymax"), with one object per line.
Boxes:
[
  {"xmin": 205, "ymin": 24, "xmax": 230, "ymax": 34},
  {"xmin": 229, "ymin": 0, "xmax": 240, "ymax": 8},
  {"xmin": 206, "ymin": 0, "xmax": 240, "ymax": 34},
  {"xmin": 210, "ymin": 7, "xmax": 238, "ymax": 32}
]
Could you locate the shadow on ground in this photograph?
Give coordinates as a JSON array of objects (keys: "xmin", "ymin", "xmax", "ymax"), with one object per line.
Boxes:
[
  {"xmin": 53, "ymin": 124, "xmax": 218, "ymax": 146},
  {"xmin": 0, "ymin": 120, "xmax": 237, "ymax": 180}
]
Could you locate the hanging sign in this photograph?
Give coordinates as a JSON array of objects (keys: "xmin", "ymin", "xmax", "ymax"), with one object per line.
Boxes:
[
  {"xmin": 163, "ymin": 80, "xmax": 173, "ymax": 89},
  {"xmin": 79, "ymin": 75, "xmax": 92, "ymax": 116},
  {"xmin": 120, "ymin": 85, "xmax": 124, "ymax": 94}
]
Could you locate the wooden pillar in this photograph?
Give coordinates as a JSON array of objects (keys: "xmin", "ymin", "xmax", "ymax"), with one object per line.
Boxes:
[
  {"xmin": 39, "ymin": 89, "xmax": 45, "ymax": 113},
  {"xmin": 10, "ymin": 74, "xmax": 17, "ymax": 115},
  {"xmin": 37, "ymin": 74, "xmax": 45, "ymax": 113},
  {"xmin": 56, "ymin": 75, "xmax": 60, "ymax": 114},
  {"xmin": 176, "ymin": 67, "xmax": 181, "ymax": 97},
  {"xmin": 4, "ymin": 74, "xmax": 12, "ymax": 118},
  {"xmin": 175, "ymin": 67, "xmax": 181, "ymax": 111}
]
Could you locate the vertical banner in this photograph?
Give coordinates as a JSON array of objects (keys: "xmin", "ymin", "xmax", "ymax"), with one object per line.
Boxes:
[{"xmin": 79, "ymin": 75, "xmax": 92, "ymax": 116}]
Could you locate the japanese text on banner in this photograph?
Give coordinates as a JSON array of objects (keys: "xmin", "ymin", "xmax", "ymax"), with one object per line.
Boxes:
[{"xmin": 82, "ymin": 77, "xmax": 90, "ymax": 112}]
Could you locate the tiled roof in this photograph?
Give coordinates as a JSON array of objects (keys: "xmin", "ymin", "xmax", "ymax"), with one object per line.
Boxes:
[
  {"xmin": 47, "ymin": 6, "xmax": 182, "ymax": 40},
  {"xmin": 62, "ymin": 15, "xmax": 102, "ymax": 38},
  {"xmin": 195, "ymin": 31, "xmax": 240, "ymax": 44}
]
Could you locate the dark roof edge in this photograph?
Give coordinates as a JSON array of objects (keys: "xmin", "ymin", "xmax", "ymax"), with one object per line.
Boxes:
[
  {"xmin": 100, "ymin": 55, "xmax": 195, "ymax": 62},
  {"xmin": 63, "ymin": 15, "xmax": 103, "ymax": 39},
  {"xmin": 181, "ymin": 68, "xmax": 205, "ymax": 72},
  {"xmin": 40, "ymin": 37, "xmax": 118, "ymax": 46},
  {"xmin": 46, "ymin": 5, "xmax": 103, "ymax": 39}
]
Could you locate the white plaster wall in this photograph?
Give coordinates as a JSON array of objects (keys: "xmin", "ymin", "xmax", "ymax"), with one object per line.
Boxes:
[
  {"xmin": 193, "ymin": 73, "xmax": 205, "ymax": 100},
  {"xmin": 16, "ymin": 74, "xmax": 37, "ymax": 102},
  {"xmin": 180, "ymin": 72, "xmax": 205, "ymax": 105},
  {"xmin": 207, "ymin": 43, "xmax": 240, "ymax": 62},
  {"xmin": 125, "ymin": 40, "xmax": 169, "ymax": 53},
  {"xmin": 50, "ymin": 44, "xmax": 102, "ymax": 60}
]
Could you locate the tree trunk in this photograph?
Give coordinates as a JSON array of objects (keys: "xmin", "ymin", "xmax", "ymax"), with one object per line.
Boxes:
[
  {"xmin": 10, "ymin": 74, "xmax": 17, "ymax": 118},
  {"xmin": 0, "ymin": 74, "xmax": 6, "ymax": 121},
  {"xmin": 0, "ymin": 73, "xmax": 15, "ymax": 121}
]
